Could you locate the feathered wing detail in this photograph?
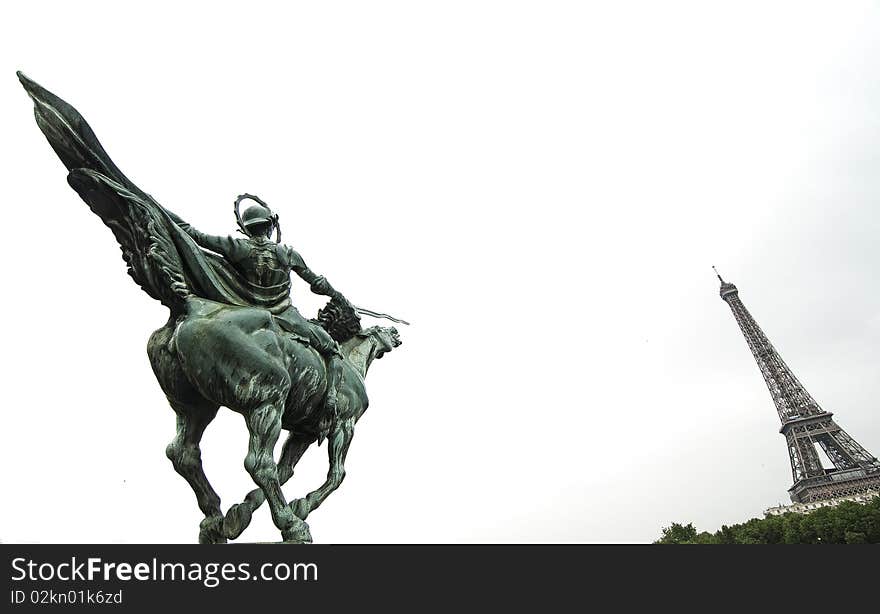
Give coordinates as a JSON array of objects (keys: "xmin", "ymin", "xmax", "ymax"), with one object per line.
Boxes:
[
  {"xmin": 19, "ymin": 71, "xmax": 193, "ymax": 311},
  {"xmin": 19, "ymin": 72, "xmax": 282, "ymax": 315},
  {"xmin": 66, "ymin": 169, "xmax": 190, "ymax": 309}
]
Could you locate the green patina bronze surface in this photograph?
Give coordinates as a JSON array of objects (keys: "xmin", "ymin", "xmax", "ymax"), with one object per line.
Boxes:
[{"xmin": 18, "ymin": 71, "xmax": 404, "ymax": 544}]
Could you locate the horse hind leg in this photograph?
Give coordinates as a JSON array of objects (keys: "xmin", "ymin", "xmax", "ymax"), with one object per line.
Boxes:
[
  {"xmin": 242, "ymin": 398, "xmax": 312, "ymax": 543},
  {"xmin": 165, "ymin": 399, "xmax": 224, "ymax": 544},
  {"xmin": 223, "ymin": 431, "xmax": 314, "ymax": 540}
]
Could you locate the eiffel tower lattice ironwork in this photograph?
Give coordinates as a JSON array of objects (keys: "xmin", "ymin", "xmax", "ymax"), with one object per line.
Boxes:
[{"xmin": 715, "ymin": 269, "xmax": 880, "ymax": 504}]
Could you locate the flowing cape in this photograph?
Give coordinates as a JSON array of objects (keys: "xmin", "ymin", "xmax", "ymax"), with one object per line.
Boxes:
[{"xmin": 19, "ymin": 72, "xmax": 284, "ymax": 314}]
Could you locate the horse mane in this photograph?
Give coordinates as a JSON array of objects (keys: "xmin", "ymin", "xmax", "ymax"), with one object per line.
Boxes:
[{"xmin": 312, "ymin": 296, "xmax": 362, "ymax": 343}]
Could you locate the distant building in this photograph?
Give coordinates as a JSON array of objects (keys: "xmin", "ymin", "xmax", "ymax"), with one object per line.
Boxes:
[{"xmin": 765, "ymin": 489, "xmax": 879, "ymax": 516}]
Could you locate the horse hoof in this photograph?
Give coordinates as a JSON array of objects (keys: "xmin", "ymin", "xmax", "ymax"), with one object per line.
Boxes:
[
  {"xmin": 199, "ymin": 516, "xmax": 227, "ymax": 544},
  {"xmin": 223, "ymin": 504, "xmax": 253, "ymax": 540},
  {"xmin": 282, "ymin": 521, "xmax": 313, "ymax": 544}
]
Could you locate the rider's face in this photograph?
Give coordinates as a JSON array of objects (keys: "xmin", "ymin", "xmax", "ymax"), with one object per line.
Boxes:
[{"xmin": 246, "ymin": 222, "xmax": 273, "ymax": 238}]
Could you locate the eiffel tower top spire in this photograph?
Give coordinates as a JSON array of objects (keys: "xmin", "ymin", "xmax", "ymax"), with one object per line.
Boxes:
[
  {"xmin": 713, "ymin": 266, "xmax": 739, "ymax": 299},
  {"xmin": 717, "ymin": 274, "xmax": 880, "ymax": 503}
]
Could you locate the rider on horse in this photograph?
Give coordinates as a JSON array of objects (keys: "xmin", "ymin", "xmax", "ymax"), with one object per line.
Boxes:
[{"xmin": 166, "ymin": 195, "xmax": 349, "ymax": 438}]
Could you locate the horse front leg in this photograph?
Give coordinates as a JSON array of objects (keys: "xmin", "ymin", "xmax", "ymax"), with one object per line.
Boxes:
[
  {"xmin": 223, "ymin": 431, "xmax": 314, "ymax": 540},
  {"xmin": 290, "ymin": 418, "xmax": 355, "ymax": 521},
  {"xmin": 243, "ymin": 402, "xmax": 312, "ymax": 543},
  {"xmin": 165, "ymin": 400, "xmax": 224, "ymax": 543}
]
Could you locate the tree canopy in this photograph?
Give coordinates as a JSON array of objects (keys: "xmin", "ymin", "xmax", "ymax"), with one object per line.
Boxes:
[{"xmin": 656, "ymin": 496, "xmax": 880, "ymax": 544}]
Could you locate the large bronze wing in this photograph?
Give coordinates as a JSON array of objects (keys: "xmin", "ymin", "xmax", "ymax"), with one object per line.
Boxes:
[{"xmin": 19, "ymin": 72, "xmax": 195, "ymax": 312}]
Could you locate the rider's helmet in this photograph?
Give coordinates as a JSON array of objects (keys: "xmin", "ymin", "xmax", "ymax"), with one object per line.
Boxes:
[
  {"xmin": 241, "ymin": 204, "xmax": 274, "ymax": 229},
  {"xmin": 235, "ymin": 194, "xmax": 280, "ymax": 241}
]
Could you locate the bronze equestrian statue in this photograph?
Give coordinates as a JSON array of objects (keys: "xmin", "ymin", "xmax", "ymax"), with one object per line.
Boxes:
[{"xmin": 18, "ymin": 71, "xmax": 405, "ymax": 544}]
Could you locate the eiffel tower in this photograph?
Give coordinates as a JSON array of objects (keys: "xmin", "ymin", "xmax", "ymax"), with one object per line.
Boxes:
[{"xmin": 715, "ymin": 269, "xmax": 880, "ymax": 504}]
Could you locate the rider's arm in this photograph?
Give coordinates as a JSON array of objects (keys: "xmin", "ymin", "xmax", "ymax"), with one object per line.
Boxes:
[
  {"xmin": 286, "ymin": 248, "xmax": 343, "ymax": 299},
  {"xmin": 165, "ymin": 209, "xmax": 242, "ymax": 259}
]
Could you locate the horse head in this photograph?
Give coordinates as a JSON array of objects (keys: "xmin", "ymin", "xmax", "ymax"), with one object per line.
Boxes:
[{"xmin": 341, "ymin": 325, "xmax": 402, "ymax": 377}]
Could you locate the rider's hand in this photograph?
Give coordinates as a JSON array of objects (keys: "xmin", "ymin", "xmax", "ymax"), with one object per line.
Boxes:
[{"xmin": 310, "ymin": 276, "xmax": 331, "ymax": 295}]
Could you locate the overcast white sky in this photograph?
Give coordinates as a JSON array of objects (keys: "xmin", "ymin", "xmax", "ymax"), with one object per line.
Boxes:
[{"xmin": 1, "ymin": 1, "xmax": 879, "ymax": 543}]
